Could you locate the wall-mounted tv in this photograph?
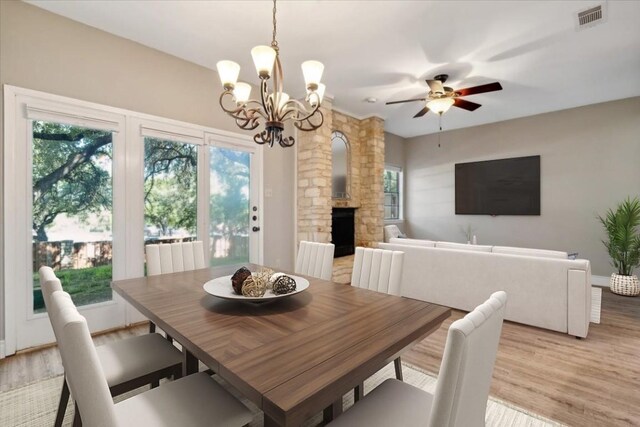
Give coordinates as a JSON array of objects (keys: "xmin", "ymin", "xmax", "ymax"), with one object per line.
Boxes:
[{"xmin": 455, "ymin": 155, "xmax": 540, "ymax": 215}]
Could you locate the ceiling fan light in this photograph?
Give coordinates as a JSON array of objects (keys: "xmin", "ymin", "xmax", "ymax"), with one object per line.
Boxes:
[
  {"xmin": 232, "ymin": 82, "xmax": 252, "ymax": 104},
  {"xmin": 301, "ymin": 60, "xmax": 324, "ymax": 90},
  {"xmin": 427, "ymin": 98, "xmax": 455, "ymax": 114},
  {"xmin": 216, "ymin": 60, "xmax": 240, "ymax": 90},
  {"xmin": 251, "ymin": 45, "xmax": 277, "ymax": 78}
]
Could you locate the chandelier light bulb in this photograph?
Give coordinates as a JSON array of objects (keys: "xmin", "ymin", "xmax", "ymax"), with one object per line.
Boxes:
[
  {"xmin": 232, "ymin": 82, "xmax": 252, "ymax": 104},
  {"xmin": 308, "ymin": 83, "xmax": 326, "ymax": 106},
  {"xmin": 301, "ymin": 60, "xmax": 324, "ymax": 91},
  {"xmin": 427, "ymin": 98, "xmax": 455, "ymax": 114},
  {"xmin": 216, "ymin": 60, "xmax": 240, "ymax": 90},
  {"xmin": 251, "ymin": 45, "xmax": 277, "ymax": 78}
]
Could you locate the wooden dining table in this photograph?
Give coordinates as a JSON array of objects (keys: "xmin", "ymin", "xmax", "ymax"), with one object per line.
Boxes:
[{"xmin": 112, "ymin": 263, "xmax": 451, "ymax": 426}]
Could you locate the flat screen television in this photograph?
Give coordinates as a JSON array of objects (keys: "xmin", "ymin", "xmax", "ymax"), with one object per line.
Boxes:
[{"xmin": 455, "ymin": 155, "xmax": 540, "ymax": 215}]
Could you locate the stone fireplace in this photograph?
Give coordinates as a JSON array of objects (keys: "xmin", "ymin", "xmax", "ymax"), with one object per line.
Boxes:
[{"xmin": 297, "ymin": 98, "xmax": 385, "ymax": 250}]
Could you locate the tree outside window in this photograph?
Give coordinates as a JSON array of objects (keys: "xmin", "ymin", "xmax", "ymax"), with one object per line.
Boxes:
[{"xmin": 383, "ymin": 168, "xmax": 402, "ymax": 220}]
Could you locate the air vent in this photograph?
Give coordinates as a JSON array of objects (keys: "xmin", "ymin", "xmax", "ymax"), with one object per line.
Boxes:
[{"xmin": 576, "ymin": 4, "xmax": 606, "ymax": 29}]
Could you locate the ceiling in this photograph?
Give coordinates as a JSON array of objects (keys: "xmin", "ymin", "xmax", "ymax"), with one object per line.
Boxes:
[{"xmin": 27, "ymin": 1, "xmax": 640, "ymax": 138}]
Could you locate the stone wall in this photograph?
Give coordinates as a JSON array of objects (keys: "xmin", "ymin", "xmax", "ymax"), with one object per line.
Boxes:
[
  {"xmin": 296, "ymin": 99, "xmax": 333, "ymax": 244},
  {"xmin": 356, "ymin": 117, "xmax": 385, "ymax": 246},
  {"xmin": 297, "ymin": 99, "xmax": 385, "ymax": 248}
]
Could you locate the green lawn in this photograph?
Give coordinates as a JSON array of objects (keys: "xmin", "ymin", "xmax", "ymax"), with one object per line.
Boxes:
[{"xmin": 33, "ymin": 265, "xmax": 113, "ymax": 313}]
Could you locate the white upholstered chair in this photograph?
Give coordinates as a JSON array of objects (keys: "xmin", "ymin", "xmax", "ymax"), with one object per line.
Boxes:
[
  {"xmin": 350, "ymin": 246, "xmax": 405, "ymax": 398},
  {"xmin": 145, "ymin": 240, "xmax": 206, "ymax": 334},
  {"xmin": 145, "ymin": 240, "xmax": 206, "ymax": 276},
  {"xmin": 50, "ymin": 291, "xmax": 253, "ymax": 427},
  {"xmin": 40, "ymin": 266, "xmax": 183, "ymax": 427},
  {"xmin": 295, "ymin": 241, "xmax": 335, "ymax": 281},
  {"xmin": 328, "ymin": 291, "xmax": 508, "ymax": 427}
]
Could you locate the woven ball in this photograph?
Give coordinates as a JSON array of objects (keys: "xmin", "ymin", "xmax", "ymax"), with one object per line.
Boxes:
[
  {"xmin": 241, "ymin": 275, "xmax": 267, "ymax": 297},
  {"xmin": 231, "ymin": 267, "xmax": 251, "ymax": 295},
  {"xmin": 272, "ymin": 275, "xmax": 297, "ymax": 295},
  {"xmin": 268, "ymin": 272, "xmax": 286, "ymax": 289},
  {"xmin": 255, "ymin": 268, "xmax": 274, "ymax": 288}
]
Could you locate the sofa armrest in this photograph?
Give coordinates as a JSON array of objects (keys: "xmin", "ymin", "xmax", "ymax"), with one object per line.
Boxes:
[{"xmin": 567, "ymin": 268, "xmax": 591, "ymax": 338}]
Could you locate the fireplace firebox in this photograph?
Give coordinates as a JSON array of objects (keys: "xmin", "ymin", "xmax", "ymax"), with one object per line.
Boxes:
[{"xmin": 332, "ymin": 208, "xmax": 355, "ymax": 257}]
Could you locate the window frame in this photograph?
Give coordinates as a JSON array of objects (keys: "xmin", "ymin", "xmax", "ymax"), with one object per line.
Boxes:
[{"xmin": 383, "ymin": 165, "xmax": 403, "ymax": 221}]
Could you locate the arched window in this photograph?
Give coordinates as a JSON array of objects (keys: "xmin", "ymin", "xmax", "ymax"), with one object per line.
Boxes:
[{"xmin": 331, "ymin": 131, "xmax": 350, "ymax": 198}]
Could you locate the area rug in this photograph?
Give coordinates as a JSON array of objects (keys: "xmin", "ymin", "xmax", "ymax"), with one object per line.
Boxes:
[
  {"xmin": 591, "ymin": 286, "xmax": 602, "ymax": 324},
  {"xmin": 0, "ymin": 362, "xmax": 564, "ymax": 426}
]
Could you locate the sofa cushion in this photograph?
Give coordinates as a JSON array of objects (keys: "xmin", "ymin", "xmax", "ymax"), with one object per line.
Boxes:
[
  {"xmin": 492, "ymin": 246, "xmax": 568, "ymax": 259},
  {"xmin": 435, "ymin": 241, "xmax": 492, "ymax": 252},
  {"xmin": 389, "ymin": 237, "xmax": 436, "ymax": 247}
]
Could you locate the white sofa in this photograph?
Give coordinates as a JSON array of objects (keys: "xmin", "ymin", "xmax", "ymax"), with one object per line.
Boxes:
[{"xmin": 379, "ymin": 239, "xmax": 592, "ymax": 338}]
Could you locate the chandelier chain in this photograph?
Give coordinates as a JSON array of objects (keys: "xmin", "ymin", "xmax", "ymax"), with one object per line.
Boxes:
[{"xmin": 271, "ymin": 0, "xmax": 278, "ymax": 50}]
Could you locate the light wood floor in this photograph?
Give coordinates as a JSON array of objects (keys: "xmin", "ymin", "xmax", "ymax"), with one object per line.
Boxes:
[
  {"xmin": 1, "ymin": 283, "xmax": 638, "ymax": 427},
  {"xmin": 404, "ymin": 289, "xmax": 640, "ymax": 427}
]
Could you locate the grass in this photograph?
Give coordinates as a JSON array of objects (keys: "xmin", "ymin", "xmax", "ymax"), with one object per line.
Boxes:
[{"xmin": 33, "ymin": 265, "xmax": 113, "ymax": 313}]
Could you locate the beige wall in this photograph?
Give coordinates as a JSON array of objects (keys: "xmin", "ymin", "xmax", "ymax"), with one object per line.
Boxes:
[
  {"xmin": 0, "ymin": 1, "xmax": 296, "ymax": 341},
  {"xmin": 384, "ymin": 132, "xmax": 405, "ymax": 168},
  {"xmin": 384, "ymin": 131, "xmax": 407, "ymax": 234},
  {"xmin": 404, "ymin": 97, "xmax": 640, "ymax": 276}
]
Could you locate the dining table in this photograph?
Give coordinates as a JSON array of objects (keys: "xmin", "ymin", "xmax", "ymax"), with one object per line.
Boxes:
[{"xmin": 112, "ymin": 263, "xmax": 451, "ymax": 426}]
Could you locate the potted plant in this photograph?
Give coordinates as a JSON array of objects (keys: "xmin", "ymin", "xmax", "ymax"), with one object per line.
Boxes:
[{"xmin": 598, "ymin": 197, "xmax": 640, "ymax": 296}]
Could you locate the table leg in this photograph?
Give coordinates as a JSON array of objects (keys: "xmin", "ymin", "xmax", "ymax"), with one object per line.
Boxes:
[
  {"xmin": 323, "ymin": 398, "xmax": 343, "ymax": 423},
  {"xmin": 182, "ymin": 349, "xmax": 198, "ymax": 376},
  {"xmin": 263, "ymin": 414, "xmax": 279, "ymax": 427}
]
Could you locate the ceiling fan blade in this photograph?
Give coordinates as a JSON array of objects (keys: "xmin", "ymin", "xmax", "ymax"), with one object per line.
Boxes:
[
  {"xmin": 455, "ymin": 82, "xmax": 503, "ymax": 97},
  {"xmin": 453, "ymin": 98, "xmax": 482, "ymax": 111},
  {"xmin": 413, "ymin": 106, "xmax": 430, "ymax": 118},
  {"xmin": 426, "ymin": 79, "xmax": 445, "ymax": 94},
  {"xmin": 385, "ymin": 98, "xmax": 426, "ymax": 105}
]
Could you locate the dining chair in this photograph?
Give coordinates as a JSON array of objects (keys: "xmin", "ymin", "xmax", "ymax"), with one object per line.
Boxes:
[
  {"xmin": 350, "ymin": 246, "xmax": 405, "ymax": 396},
  {"xmin": 40, "ymin": 266, "xmax": 183, "ymax": 427},
  {"xmin": 50, "ymin": 291, "xmax": 253, "ymax": 427},
  {"xmin": 145, "ymin": 240, "xmax": 206, "ymax": 276},
  {"xmin": 328, "ymin": 291, "xmax": 508, "ymax": 427},
  {"xmin": 295, "ymin": 241, "xmax": 335, "ymax": 280},
  {"xmin": 145, "ymin": 240, "xmax": 206, "ymax": 333}
]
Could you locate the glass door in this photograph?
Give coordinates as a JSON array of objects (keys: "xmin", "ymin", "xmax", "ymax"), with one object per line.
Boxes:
[
  {"xmin": 16, "ymin": 118, "xmax": 126, "ymax": 350},
  {"xmin": 143, "ymin": 137, "xmax": 198, "ymax": 250},
  {"xmin": 208, "ymin": 143, "xmax": 261, "ymax": 266}
]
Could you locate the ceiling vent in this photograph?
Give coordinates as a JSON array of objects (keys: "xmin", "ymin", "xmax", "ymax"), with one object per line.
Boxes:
[{"xmin": 576, "ymin": 4, "xmax": 606, "ymax": 29}]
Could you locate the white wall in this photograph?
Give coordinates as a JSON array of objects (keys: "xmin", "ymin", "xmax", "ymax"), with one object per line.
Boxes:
[
  {"xmin": 404, "ymin": 97, "xmax": 640, "ymax": 276},
  {"xmin": 0, "ymin": 1, "xmax": 295, "ymax": 342}
]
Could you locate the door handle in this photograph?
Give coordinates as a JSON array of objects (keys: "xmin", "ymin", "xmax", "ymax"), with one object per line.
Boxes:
[{"xmin": 252, "ymin": 226, "xmax": 261, "ymax": 232}]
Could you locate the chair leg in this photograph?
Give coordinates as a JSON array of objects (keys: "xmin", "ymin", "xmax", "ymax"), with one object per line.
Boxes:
[
  {"xmin": 54, "ymin": 375, "xmax": 70, "ymax": 427},
  {"xmin": 72, "ymin": 402, "xmax": 82, "ymax": 427},
  {"xmin": 394, "ymin": 357, "xmax": 403, "ymax": 381},
  {"xmin": 149, "ymin": 321, "xmax": 156, "ymax": 333}
]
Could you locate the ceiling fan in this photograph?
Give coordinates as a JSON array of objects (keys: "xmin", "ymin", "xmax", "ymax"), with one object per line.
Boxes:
[{"xmin": 386, "ymin": 74, "xmax": 503, "ymax": 118}]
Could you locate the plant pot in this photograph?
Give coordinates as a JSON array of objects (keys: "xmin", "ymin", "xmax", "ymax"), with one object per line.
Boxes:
[{"xmin": 609, "ymin": 273, "xmax": 639, "ymax": 296}]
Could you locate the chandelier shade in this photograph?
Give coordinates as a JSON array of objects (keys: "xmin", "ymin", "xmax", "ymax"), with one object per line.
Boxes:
[
  {"xmin": 216, "ymin": 60, "xmax": 240, "ymax": 90},
  {"xmin": 216, "ymin": 0, "xmax": 325, "ymax": 147}
]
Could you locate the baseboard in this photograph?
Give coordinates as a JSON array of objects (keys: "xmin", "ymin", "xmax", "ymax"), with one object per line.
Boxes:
[
  {"xmin": 592, "ymin": 275, "xmax": 610, "ymax": 287},
  {"xmin": 0, "ymin": 340, "xmax": 5, "ymax": 359}
]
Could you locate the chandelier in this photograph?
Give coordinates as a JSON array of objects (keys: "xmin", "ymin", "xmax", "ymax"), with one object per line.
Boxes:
[{"xmin": 216, "ymin": 0, "xmax": 326, "ymax": 148}]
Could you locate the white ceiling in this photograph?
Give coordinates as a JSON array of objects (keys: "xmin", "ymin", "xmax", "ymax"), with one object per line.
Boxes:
[{"xmin": 27, "ymin": 0, "xmax": 640, "ymax": 138}]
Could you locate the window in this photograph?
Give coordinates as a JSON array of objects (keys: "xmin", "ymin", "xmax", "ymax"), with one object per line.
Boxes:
[{"xmin": 383, "ymin": 167, "xmax": 402, "ymax": 220}]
